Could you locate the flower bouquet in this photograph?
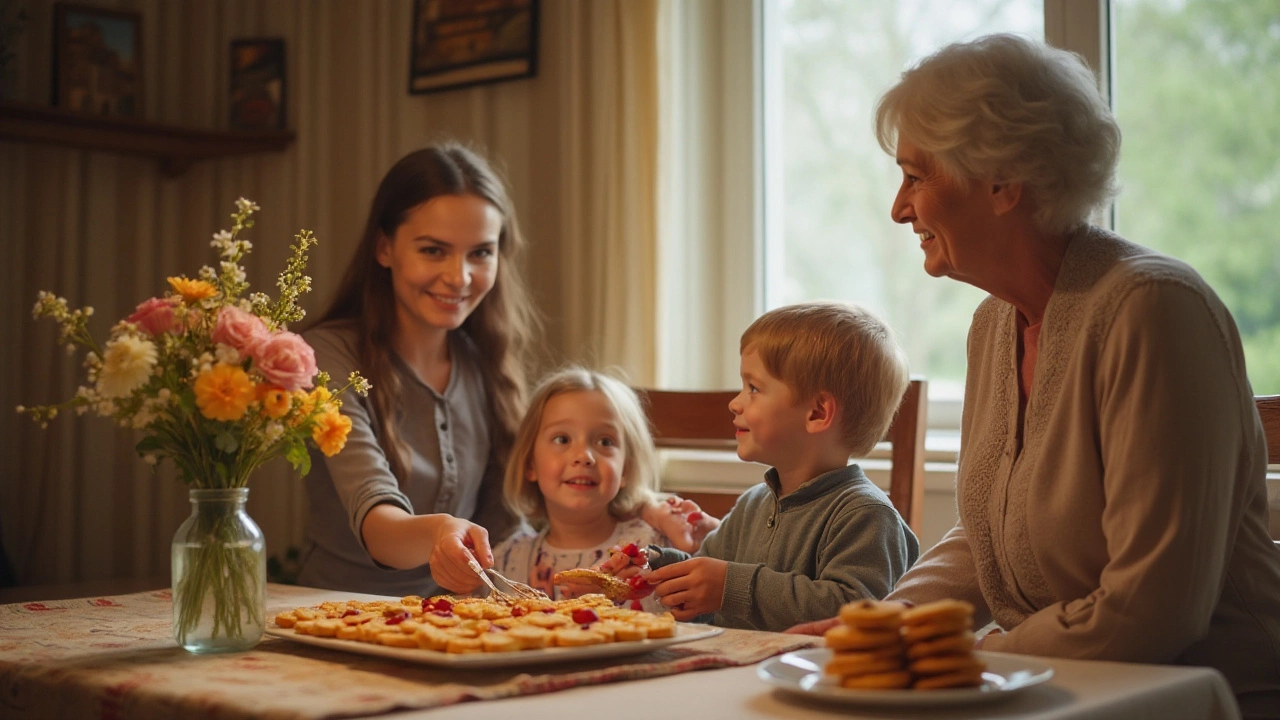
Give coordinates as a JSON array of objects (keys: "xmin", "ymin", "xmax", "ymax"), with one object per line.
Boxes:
[{"xmin": 18, "ymin": 198, "xmax": 368, "ymax": 652}]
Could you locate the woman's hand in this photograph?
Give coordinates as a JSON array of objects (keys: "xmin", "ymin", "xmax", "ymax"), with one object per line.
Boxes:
[
  {"xmin": 641, "ymin": 495, "xmax": 722, "ymax": 553},
  {"xmin": 785, "ymin": 616, "xmax": 841, "ymax": 635},
  {"xmin": 425, "ymin": 515, "xmax": 492, "ymax": 594},
  {"xmin": 975, "ymin": 627, "xmax": 1003, "ymax": 649},
  {"xmin": 360, "ymin": 507, "xmax": 492, "ymax": 592}
]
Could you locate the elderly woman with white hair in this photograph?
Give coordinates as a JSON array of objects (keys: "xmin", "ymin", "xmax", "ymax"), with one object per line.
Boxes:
[{"xmin": 790, "ymin": 33, "xmax": 1280, "ymax": 716}]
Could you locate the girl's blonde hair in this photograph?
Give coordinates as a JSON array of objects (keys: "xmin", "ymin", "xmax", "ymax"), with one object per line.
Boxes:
[{"xmin": 503, "ymin": 367, "xmax": 659, "ymax": 523}]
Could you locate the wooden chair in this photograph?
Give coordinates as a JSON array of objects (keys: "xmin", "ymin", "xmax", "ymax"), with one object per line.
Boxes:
[
  {"xmin": 1259, "ymin": 396, "xmax": 1280, "ymax": 465},
  {"xmin": 1258, "ymin": 395, "xmax": 1280, "ymax": 543},
  {"xmin": 636, "ymin": 378, "xmax": 928, "ymax": 535}
]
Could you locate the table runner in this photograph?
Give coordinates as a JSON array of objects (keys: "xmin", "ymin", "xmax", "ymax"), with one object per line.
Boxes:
[{"xmin": 0, "ymin": 584, "xmax": 820, "ymax": 720}]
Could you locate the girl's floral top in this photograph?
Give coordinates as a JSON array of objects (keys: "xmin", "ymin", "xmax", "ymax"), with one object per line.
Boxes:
[{"xmin": 493, "ymin": 518, "xmax": 669, "ymax": 614}]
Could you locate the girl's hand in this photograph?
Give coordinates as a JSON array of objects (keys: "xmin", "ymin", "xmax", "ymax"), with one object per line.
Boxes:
[
  {"xmin": 785, "ymin": 616, "xmax": 841, "ymax": 636},
  {"xmin": 641, "ymin": 495, "xmax": 721, "ymax": 553},
  {"xmin": 644, "ymin": 557, "xmax": 728, "ymax": 621},
  {"xmin": 427, "ymin": 516, "xmax": 492, "ymax": 593}
]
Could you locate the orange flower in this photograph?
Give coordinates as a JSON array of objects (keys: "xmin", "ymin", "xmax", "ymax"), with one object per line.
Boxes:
[
  {"xmin": 193, "ymin": 364, "xmax": 255, "ymax": 421},
  {"xmin": 259, "ymin": 385, "xmax": 291, "ymax": 419},
  {"xmin": 312, "ymin": 410, "xmax": 352, "ymax": 456},
  {"xmin": 167, "ymin": 276, "xmax": 217, "ymax": 303}
]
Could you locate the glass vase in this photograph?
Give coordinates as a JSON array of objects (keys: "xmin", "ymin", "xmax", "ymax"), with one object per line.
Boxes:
[{"xmin": 171, "ymin": 487, "xmax": 266, "ymax": 653}]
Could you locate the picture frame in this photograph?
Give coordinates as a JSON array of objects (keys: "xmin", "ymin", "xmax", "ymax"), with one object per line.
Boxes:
[
  {"xmin": 409, "ymin": 0, "xmax": 539, "ymax": 95},
  {"xmin": 229, "ymin": 38, "xmax": 286, "ymax": 131},
  {"xmin": 52, "ymin": 2, "xmax": 141, "ymax": 117}
]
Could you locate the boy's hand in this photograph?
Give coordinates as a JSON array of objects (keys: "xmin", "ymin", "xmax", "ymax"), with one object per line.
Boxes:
[
  {"xmin": 645, "ymin": 557, "xmax": 728, "ymax": 621},
  {"xmin": 597, "ymin": 542, "xmax": 648, "ymax": 577},
  {"xmin": 591, "ymin": 543, "xmax": 654, "ymax": 599}
]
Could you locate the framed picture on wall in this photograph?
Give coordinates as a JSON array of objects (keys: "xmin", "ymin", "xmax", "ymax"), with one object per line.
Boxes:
[
  {"xmin": 409, "ymin": 0, "xmax": 539, "ymax": 95},
  {"xmin": 229, "ymin": 38, "xmax": 286, "ymax": 131},
  {"xmin": 52, "ymin": 3, "xmax": 142, "ymax": 117}
]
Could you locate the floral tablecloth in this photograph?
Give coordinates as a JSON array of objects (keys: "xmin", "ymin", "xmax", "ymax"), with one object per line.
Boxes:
[{"xmin": 0, "ymin": 583, "xmax": 819, "ymax": 720}]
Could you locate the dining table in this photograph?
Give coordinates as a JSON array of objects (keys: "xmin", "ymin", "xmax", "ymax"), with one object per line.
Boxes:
[{"xmin": 0, "ymin": 582, "xmax": 1242, "ymax": 720}]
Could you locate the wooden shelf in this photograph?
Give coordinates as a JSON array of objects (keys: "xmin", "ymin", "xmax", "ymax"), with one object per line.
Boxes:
[{"xmin": 0, "ymin": 100, "xmax": 295, "ymax": 176}]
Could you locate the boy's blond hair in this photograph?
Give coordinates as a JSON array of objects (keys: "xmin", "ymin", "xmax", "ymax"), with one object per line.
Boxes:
[
  {"xmin": 503, "ymin": 366, "xmax": 659, "ymax": 523},
  {"xmin": 741, "ymin": 302, "xmax": 909, "ymax": 457}
]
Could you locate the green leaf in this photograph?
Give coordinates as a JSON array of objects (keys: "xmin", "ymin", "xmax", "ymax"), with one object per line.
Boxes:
[
  {"xmin": 215, "ymin": 431, "xmax": 239, "ymax": 454},
  {"xmin": 136, "ymin": 435, "xmax": 166, "ymax": 454},
  {"xmin": 285, "ymin": 439, "xmax": 311, "ymax": 477}
]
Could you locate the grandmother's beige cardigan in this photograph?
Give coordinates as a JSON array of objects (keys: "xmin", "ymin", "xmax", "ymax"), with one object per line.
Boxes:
[{"xmin": 888, "ymin": 227, "xmax": 1280, "ymax": 703}]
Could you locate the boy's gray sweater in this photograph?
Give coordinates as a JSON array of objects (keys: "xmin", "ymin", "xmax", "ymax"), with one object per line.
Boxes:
[{"xmin": 650, "ymin": 465, "xmax": 919, "ymax": 631}]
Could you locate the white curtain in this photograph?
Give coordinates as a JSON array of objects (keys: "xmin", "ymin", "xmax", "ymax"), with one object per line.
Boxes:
[{"xmin": 0, "ymin": 0, "xmax": 660, "ymax": 589}]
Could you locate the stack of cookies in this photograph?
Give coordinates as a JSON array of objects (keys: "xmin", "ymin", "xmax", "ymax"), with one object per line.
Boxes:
[
  {"xmin": 823, "ymin": 598, "xmax": 986, "ymax": 691},
  {"xmin": 901, "ymin": 599, "xmax": 985, "ymax": 689},
  {"xmin": 822, "ymin": 599, "xmax": 912, "ymax": 690}
]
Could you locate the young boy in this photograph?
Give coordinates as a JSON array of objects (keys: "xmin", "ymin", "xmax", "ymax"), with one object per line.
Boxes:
[{"xmin": 604, "ymin": 302, "xmax": 919, "ymax": 631}]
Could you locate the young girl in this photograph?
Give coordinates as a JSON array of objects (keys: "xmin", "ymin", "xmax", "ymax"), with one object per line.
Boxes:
[
  {"xmin": 495, "ymin": 367, "xmax": 700, "ymax": 612},
  {"xmin": 297, "ymin": 141, "xmax": 538, "ymax": 598}
]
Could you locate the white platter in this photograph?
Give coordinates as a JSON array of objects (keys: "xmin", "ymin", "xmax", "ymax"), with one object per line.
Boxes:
[
  {"xmin": 265, "ymin": 622, "xmax": 723, "ymax": 669},
  {"xmin": 757, "ymin": 648, "xmax": 1054, "ymax": 708}
]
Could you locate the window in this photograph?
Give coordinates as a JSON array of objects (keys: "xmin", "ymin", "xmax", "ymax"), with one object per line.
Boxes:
[
  {"xmin": 1111, "ymin": 0, "xmax": 1280, "ymax": 394},
  {"xmin": 762, "ymin": 0, "xmax": 1043, "ymax": 409},
  {"xmin": 759, "ymin": 0, "xmax": 1280, "ymax": 401}
]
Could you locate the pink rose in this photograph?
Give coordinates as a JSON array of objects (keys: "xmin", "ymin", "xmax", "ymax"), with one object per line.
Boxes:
[
  {"xmin": 127, "ymin": 297, "xmax": 178, "ymax": 336},
  {"xmin": 213, "ymin": 306, "xmax": 269, "ymax": 354},
  {"xmin": 252, "ymin": 331, "xmax": 318, "ymax": 391}
]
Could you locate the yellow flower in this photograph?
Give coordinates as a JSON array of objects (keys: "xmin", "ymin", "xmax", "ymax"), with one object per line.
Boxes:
[
  {"xmin": 310, "ymin": 386, "xmax": 333, "ymax": 410},
  {"xmin": 167, "ymin": 276, "xmax": 217, "ymax": 303},
  {"xmin": 290, "ymin": 389, "xmax": 314, "ymax": 425},
  {"xmin": 259, "ymin": 385, "xmax": 291, "ymax": 419},
  {"xmin": 193, "ymin": 364, "xmax": 255, "ymax": 421},
  {"xmin": 312, "ymin": 410, "xmax": 352, "ymax": 457}
]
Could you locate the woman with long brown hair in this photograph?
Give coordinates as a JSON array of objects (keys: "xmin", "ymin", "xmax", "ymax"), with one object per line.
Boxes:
[{"xmin": 297, "ymin": 141, "xmax": 539, "ymax": 597}]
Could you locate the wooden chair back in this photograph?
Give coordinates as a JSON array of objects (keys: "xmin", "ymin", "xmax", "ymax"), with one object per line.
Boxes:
[
  {"xmin": 636, "ymin": 378, "xmax": 928, "ymax": 535},
  {"xmin": 1257, "ymin": 396, "xmax": 1280, "ymax": 544},
  {"xmin": 1258, "ymin": 395, "xmax": 1280, "ymax": 465}
]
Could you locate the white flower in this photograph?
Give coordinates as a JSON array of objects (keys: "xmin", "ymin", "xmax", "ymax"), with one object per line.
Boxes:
[
  {"xmin": 95, "ymin": 335, "xmax": 158, "ymax": 398},
  {"xmin": 351, "ymin": 373, "xmax": 372, "ymax": 395},
  {"xmin": 215, "ymin": 344, "xmax": 241, "ymax": 366},
  {"xmin": 264, "ymin": 421, "xmax": 284, "ymax": 444},
  {"xmin": 221, "ymin": 261, "xmax": 247, "ymax": 285},
  {"xmin": 143, "ymin": 454, "xmax": 158, "ymax": 466}
]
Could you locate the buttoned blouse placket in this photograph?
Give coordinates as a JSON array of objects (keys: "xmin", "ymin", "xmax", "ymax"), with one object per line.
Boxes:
[{"xmin": 431, "ymin": 386, "xmax": 458, "ymax": 512}]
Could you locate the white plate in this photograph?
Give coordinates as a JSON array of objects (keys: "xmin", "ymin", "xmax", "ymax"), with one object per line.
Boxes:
[
  {"xmin": 757, "ymin": 649, "xmax": 1054, "ymax": 708},
  {"xmin": 265, "ymin": 622, "xmax": 723, "ymax": 669}
]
